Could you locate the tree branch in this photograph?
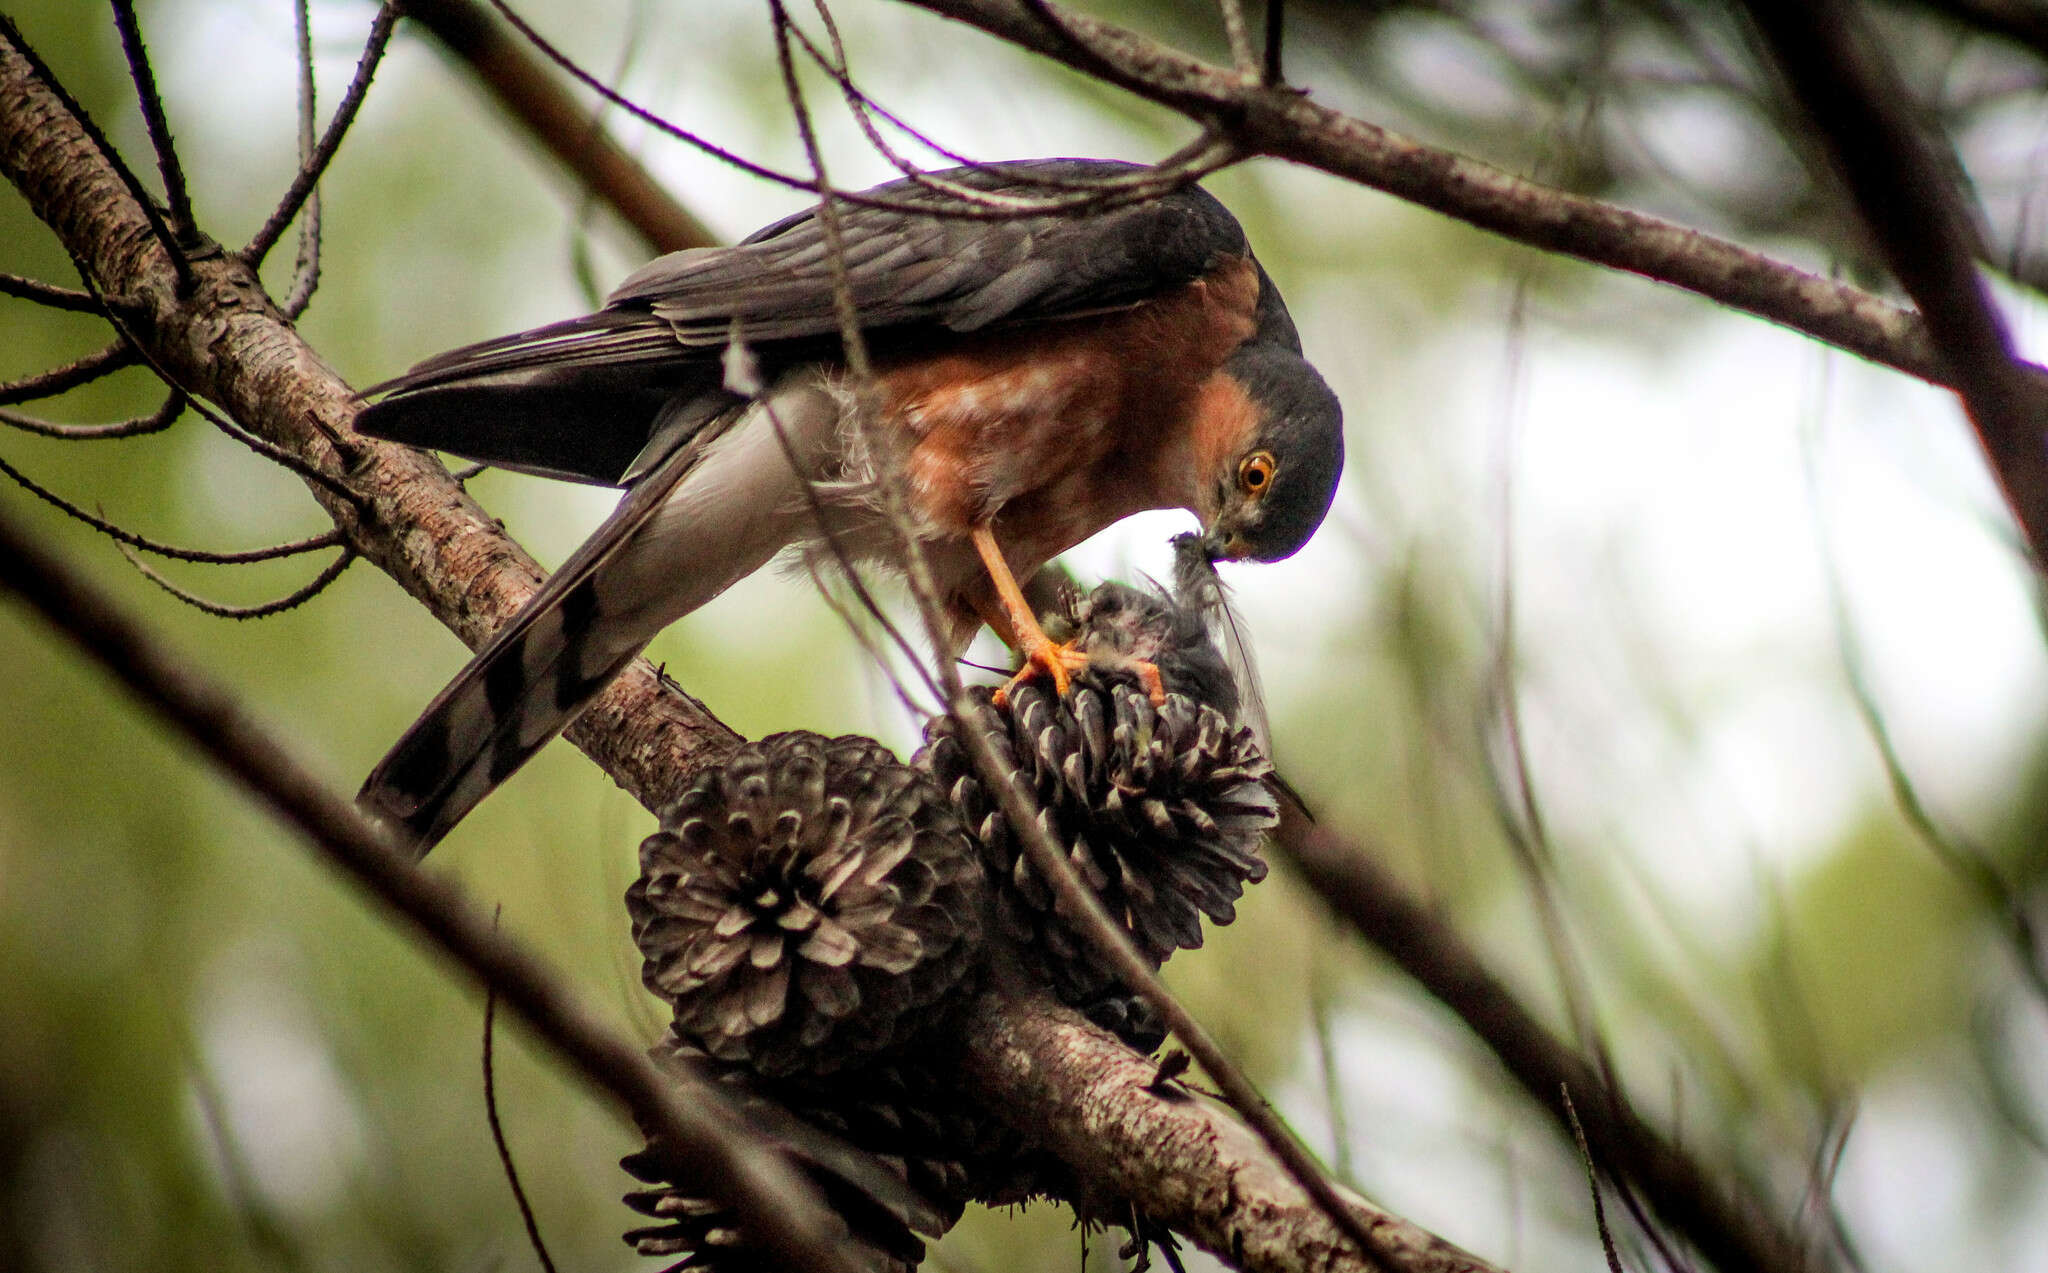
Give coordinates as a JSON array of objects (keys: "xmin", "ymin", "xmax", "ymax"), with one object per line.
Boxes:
[
  {"xmin": 1271, "ymin": 805, "xmax": 1825, "ymax": 1273},
  {"xmin": 895, "ymin": 0, "xmax": 1956, "ymax": 388},
  {"xmin": 1740, "ymin": 0, "xmax": 2048, "ymax": 565},
  {"xmin": 960, "ymin": 983, "xmax": 1507, "ymax": 1273}
]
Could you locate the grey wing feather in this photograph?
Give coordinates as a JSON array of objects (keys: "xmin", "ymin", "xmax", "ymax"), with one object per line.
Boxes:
[
  {"xmin": 357, "ymin": 160, "xmax": 1246, "ymax": 485},
  {"xmin": 605, "ymin": 159, "xmax": 1248, "ymax": 347}
]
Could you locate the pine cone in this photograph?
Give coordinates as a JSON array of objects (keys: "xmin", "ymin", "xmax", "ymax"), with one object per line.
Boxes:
[
  {"xmin": 621, "ymin": 1041, "xmax": 931, "ymax": 1273},
  {"xmin": 629, "ymin": 732, "xmax": 989, "ymax": 1078},
  {"xmin": 621, "ymin": 1031, "xmax": 1056, "ymax": 1272},
  {"xmin": 916, "ymin": 583, "xmax": 1277, "ymax": 1049}
]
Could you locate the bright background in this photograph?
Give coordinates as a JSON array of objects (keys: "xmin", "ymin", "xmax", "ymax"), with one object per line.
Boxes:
[{"xmin": 5, "ymin": 3, "xmax": 2047, "ymax": 1271}]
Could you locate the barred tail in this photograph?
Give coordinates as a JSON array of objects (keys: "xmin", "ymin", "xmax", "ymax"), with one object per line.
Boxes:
[
  {"xmin": 357, "ymin": 569, "xmax": 659, "ymax": 852},
  {"xmin": 357, "ymin": 381, "xmax": 839, "ymax": 853}
]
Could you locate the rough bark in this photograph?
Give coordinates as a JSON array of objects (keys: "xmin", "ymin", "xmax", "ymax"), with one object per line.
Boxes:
[{"xmin": 961, "ymin": 984, "xmax": 1506, "ymax": 1273}]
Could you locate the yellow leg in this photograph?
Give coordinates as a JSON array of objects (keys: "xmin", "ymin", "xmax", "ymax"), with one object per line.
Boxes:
[{"xmin": 971, "ymin": 525, "xmax": 1088, "ymax": 703}]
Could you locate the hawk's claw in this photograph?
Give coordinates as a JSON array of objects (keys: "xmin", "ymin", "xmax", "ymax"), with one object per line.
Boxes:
[
  {"xmin": 991, "ymin": 640, "xmax": 1170, "ymax": 708},
  {"xmin": 992, "ymin": 637, "xmax": 1090, "ymax": 707}
]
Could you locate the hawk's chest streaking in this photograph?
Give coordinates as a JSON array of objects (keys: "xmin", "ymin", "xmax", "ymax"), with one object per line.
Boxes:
[{"xmin": 353, "ymin": 159, "xmax": 1343, "ymax": 850}]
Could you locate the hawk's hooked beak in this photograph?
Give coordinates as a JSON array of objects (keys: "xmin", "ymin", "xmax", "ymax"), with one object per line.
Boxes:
[{"xmin": 1199, "ymin": 525, "xmax": 1250, "ymax": 562}]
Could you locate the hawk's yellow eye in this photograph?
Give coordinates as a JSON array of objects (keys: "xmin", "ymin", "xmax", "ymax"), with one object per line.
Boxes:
[{"xmin": 1238, "ymin": 451, "xmax": 1276, "ymax": 495}]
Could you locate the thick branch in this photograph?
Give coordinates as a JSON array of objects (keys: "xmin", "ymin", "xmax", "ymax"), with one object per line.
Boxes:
[
  {"xmin": 0, "ymin": 500, "xmax": 855, "ymax": 1273},
  {"xmin": 960, "ymin": 984, "xmax": 1505, "ymax": 1273},
  {"xmin": 898, "ymin": 0, "xmax": 1952, "ymax": 387},
  {"xmin": 1272, "ymin": 806, "xmax": 1823, "ymax": 1273}
]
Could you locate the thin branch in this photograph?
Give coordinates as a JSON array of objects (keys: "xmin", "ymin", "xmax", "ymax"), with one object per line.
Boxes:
[
  {"xmin": 787, "ymin": 3, "xmax": 1237, "ymax": 207},
  {"xmin": 284, "ymin": 0, "xmax": 323, "ymax": 315},
  {"xmin": 245, "ymin": 4, "xmax": 400, "ymax": 275},
  {"xmin": 0, "ymin": 501, "xmax": 856, "ymax": 1273},
  {"xmin": 203, "ymin": 405, "xmax": 368, "ymax": 511},
  {"xmin": 481, "ymin": 0, "xmax": 1231, "ymax": 221},
  {"xmin": 0, "ymin": 450, "xmax": 342, "ymax": 562},
  {"xmin": 115, "ymin": 540, "xmax": 358, "ymax": 620},
  {"xmin": 893, "ymin": 0, "xmax": 1958, "ymax": 386},
  {"xmin": 0, "ymin": 270, "xmax": 99, "ymax": 312},
  {"xmin": 0, "ymin": 340, "xmax": 136, "ymax": 406},
  {"xmin": 0, "ymin": 389, "xmax": 182, "ymax": 440},
  {"xmin": 1739, "ymin": 0, "xmax": 2048, "ymax": 569},
  {"xmin": 1825, "ymin": 556, "xmax": 2048, "ymax": 1001},
  {"xmin": 1563, "ymin": 1087, "xmax": 1628, "ymax": 1273},
  {"xmin": 1261, "ymin": 0, "xmax": 1283, "ymax": 85},
  {"xmin": 401, "ymin": 0, "xmax": 717, "ymax": 253},
  {"xmin": 1270, "ymin": 804, "xmax": 1825, "ymax": 1273},
  {"xmin": 769, "ymin": 1, "xmax": 1400, "ymax": 1258},
  {"xmin": 1216, "ymin": 0, "xmax": 1257, "ymax": 76},
  {"xmin": 108, "ymin": 0, "xmax": 195, "ymax": 241},
  {"xmin": 484, "ymin": 981, "xmax": 560, "ymax": 1273}
]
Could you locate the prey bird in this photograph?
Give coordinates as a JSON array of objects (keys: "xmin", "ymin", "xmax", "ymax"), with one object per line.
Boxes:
[{"xmin": 354, "ymin": 159, "xmax": 1343, "ymax": 851}]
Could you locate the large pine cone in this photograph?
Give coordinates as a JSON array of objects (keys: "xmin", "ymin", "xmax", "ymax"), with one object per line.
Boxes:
[
  {"xmin": 629, "ymin": 733, "xmax": 988, "ymax": 1078},
  {"xmin": 916, "ymin": 583, "xmax": 1277, "ymax": 1049}
]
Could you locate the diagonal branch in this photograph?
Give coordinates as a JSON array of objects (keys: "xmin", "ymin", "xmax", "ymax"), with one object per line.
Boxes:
[
  {"xmin": 960, "ymin": 981, "xmax": 1507, "ymax": 1273},
  {"xmin": 0, "ymin": 500, "xmax": 855, "ymax": 1273},
  {"xmin": 245, "ymin": 3, "xmax": 400, "ymax": 274},
  {"xmin": 1271, "ymin": 805, "xmax": 1825, "ymax": 1273},
  {"xmin": 1738, "ymin": 0, "xmax": 2048, "ymax": 566},
  {"xmin": 894, "ymin": 0, "xmax": 1954, "ymax": 388}
]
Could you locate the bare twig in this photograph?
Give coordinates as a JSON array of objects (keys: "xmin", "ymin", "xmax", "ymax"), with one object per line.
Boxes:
[
  {"xmin": 246, "ymin": 3, "xmax": 400, "ymax": 278},
  {"xmin": 0, "ymin": 502, "xmax": 856, "ymax": 1273},
  {"xmin": 484, "ymin": 980, "xmax": 560, "ymax": 1273},
  {"xmin": 0, "ymin": 270, "xmax": 98, "ymax": 311},
  {"xmin": 1739, "ymin": 0, "xmax": 2048, "ymax": 570},
  {"xmin": 401, "ymin": 0, "xmax": 716, "ymax": 253},
  {"xmin": 1823, "ymin": 551, "xmax": 2048, "ymax": 1000},
  {"xmin": 1563, "ymin": 1087, "xmax": 1628, "ymax": 1273},
  {"xmin": 482, "ymin": 0, "xmax": 1230, "ymax": 221},
  {"xmin": 108, "ymin": 0, "xmax": 192, "ymax": 235},
  {"xmin": 1261, "ymin": 0, "xmax": 1284, "ymax": 85},
  {"xmin": 1217, "ymin": 0, "xmax": 1257, "ymax": 76},
  {"xmin": 0, "ymin": 341, "xmax": 136, "ymax": 406},
  {"xmin": 0, "ymin": 452, "xmax": 340, "ymax": 563},
  {"xmin": 768, "ymin": 6, "xmax": 1389, "ymax": 1257},
  {"xmin": 107, "ymin": 0, "xmax": 198, "ymax": 283},
  {"xmin": 115, "ymin": 540, "xmax": 358, "ymax": 620},
  {"xmin": 1, "ymin": 389, "xmax": 182, "ymax": 440},
  {"xmin": 284, "ymin": 0, "xmax": 323, "ymax": 314}
]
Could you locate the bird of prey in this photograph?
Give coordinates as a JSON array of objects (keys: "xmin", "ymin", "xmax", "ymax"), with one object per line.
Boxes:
[{"xmin": 354, "ymin": 159, "xmax": 1343, "ymax": 851}]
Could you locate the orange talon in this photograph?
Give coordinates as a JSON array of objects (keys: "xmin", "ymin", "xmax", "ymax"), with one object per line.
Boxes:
[{"xmin": 991, "ymin": 635, "xmax": 1091, "ymax": 707}]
